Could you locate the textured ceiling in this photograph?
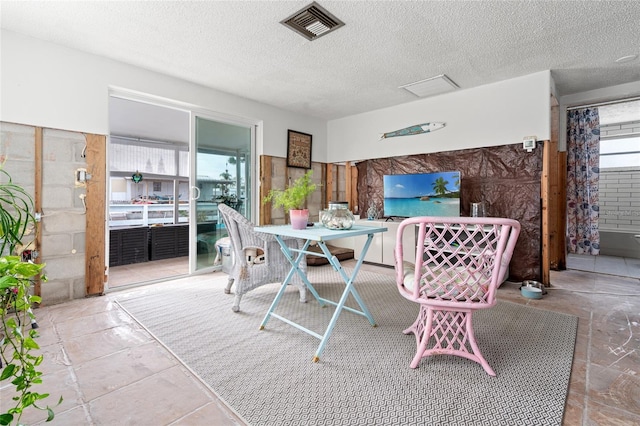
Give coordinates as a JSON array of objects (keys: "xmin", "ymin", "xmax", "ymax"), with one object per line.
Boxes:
[{"xmin": 2, "ymin": 1, "xmax": 639, "ymax": 120}]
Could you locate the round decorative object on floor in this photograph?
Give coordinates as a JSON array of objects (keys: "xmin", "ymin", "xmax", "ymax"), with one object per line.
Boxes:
[
  {"xmin": 521, "ymin": 286, "xmax": 542, "ymax": 299},
  {"xmin": 521, "ymin": 280, "xmax": 547, "ymax": 295},
  {"xmin": 520, "ymin": 282, "xmax": 544, "ymax": 299}
]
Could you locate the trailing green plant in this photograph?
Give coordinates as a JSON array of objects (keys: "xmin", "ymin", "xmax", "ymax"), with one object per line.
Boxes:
[
  {"xmin": 0, "ymin": 168, "xmax": 35, "ymax": 256},
  {"xmin": 0, "ymin": 166, "xmax": 60, "ymax": 425},
  {"xmin": 263, "ymin": 170, "xmax": 319, "ymax": 211},
  {"xmin": 0, "ymin": 257, "xmax": 58, "ymax": 425}
]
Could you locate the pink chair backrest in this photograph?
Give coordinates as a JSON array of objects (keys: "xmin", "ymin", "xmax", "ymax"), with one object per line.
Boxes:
[{"xmin": 395, "ymin": 216, "xmax": 521, "ymax": 309}]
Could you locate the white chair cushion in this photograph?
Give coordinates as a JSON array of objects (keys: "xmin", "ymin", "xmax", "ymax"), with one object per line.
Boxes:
[{"xmin": 402, "ymin": 261, "xmax": 488, "ymax": 301}]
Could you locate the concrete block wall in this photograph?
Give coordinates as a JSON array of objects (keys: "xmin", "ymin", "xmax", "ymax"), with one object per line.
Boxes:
[
  {"xmin": 41, "ymin": 128, "xmax": 88, "ymax": 303},
  {"xmin": 0, "ymin": 122, "xmax": 36, "ymax": 254},
  {"xmin": 0, "ymin": 122, "xmax": 88, "ymax": 305}
]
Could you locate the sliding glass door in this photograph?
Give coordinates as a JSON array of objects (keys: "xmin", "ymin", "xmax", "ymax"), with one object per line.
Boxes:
[{"xmin": 192, "ymin": 115, "xmax": 253, "ymax": 272}]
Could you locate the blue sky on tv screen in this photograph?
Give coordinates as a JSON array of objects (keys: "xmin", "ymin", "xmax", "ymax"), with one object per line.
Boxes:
[{"xmin": 383, "ymin": 171, "xmax": 460, "ymax": 198}]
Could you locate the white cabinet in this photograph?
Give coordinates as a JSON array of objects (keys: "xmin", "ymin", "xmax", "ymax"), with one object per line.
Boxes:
[
  {"xmin": 353, "ymin": 219, "xmax": 414, "ymax": 266},
  {"xmin": 353, "ymin": 220, "xmax": 384, "ymax": 263}
]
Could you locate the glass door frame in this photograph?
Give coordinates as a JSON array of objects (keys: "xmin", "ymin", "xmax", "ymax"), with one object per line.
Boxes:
[{"xmin": 190, "ymin": 112, "xmax": 257, "ymax": 275}]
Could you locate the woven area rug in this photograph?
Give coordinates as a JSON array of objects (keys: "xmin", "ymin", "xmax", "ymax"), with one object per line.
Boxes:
[{"xmin": 116, "ymin": 266, "xmax": 577, "ymax": 425}]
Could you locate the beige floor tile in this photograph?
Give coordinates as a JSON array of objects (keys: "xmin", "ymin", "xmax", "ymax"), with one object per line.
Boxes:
[
  {"xmin": 170, "ymin": 401, "xmax": 246, "ymax": 425},
  {"xmin": 41, "ymin": 297, "xmax": 121, "ymax": 323},
  {"xmin": 55, "ymin": 309, "xmax": 136, "ymax": 340},
  {"xmin": 33, "ymin": 342, "xmax": 70, "ymax": 375},
  {"xmin": 33, "ymin": 405, "xmax": 92, "ymax": 426},
  {"xmin": 568, "ymin": 358, "xmax": 587, "ymax": 396},
  {"xmin": 74, "ymin": 341, "xmax": 179, "ymax": 401},
  {"xmin": 587, "ymin": 364, "xmax": 640, "ymax": 415},
  {"xmin": 587, "ymin": 400, "xmax": 640, "ymax": 426},
  {"xmin": 562, "ymin": 389, "xmax": 585, "ymax": 426},
  {"xmin": 88, "ymin": 365, "xmax": 214, "ymax": 425},
  {"xmin": 63, "ymin": 324, "xmax": 152, "ymax": 364},
  {"xmin": 2, "ymin": 368, "xmax": 80, "ymax": 426}
]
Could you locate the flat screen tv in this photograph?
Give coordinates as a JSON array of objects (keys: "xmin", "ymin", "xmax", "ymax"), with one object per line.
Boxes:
[{"xmin": 383, "ymin": 171, "xmax": 461, "ymax": 218}]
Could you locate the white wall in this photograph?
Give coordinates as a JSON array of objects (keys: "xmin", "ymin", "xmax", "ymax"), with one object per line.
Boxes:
[
  {"xmin": 326, "ymin": 71, "xmax": 551, "ymax": 163},
  {"xmin": 0, "ymin": 30, "xmax": 328, "ymax": 162}
]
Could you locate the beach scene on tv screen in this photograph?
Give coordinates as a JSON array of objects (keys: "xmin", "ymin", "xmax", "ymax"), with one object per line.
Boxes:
[{"xmin": 383, "ymin": 171, "xmax": 460, "ymax": 217}]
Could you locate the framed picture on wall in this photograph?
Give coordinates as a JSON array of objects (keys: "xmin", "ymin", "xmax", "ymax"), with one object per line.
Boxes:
[{"xmin": 286, "ymin": 130, "xmax": 312, "ymax": 169}]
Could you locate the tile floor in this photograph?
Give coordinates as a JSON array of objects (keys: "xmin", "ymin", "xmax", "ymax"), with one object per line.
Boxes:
[
  {"xmin": 108, "ymin": 256, "xmax": 190, "ymax": 289},
  {"xmin": 566, "ymin": 253, "xmax": 640, "ymax": 279},
  {"xmin": 2, "ymin": 260, "xmax": 639, "ymax": 425}
]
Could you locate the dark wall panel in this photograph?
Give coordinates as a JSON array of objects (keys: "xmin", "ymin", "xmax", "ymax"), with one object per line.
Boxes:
[{"xmin": 357, "ymin": 143, "xmax": 542, "ymax": 281}]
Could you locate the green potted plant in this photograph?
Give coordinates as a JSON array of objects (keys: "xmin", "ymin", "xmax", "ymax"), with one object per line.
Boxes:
[
  {"xmin": 263, "ymin": 170, "xmax": 318, "ymax": 229},
  {"xmin": 0, "ymin": 166, "xmax": 60, "ymax": 425}
]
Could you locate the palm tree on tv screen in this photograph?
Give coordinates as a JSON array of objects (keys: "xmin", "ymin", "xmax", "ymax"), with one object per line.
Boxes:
[{"xmin": 432, "ymin": 177, "xmax": 449, "ymax": 196}]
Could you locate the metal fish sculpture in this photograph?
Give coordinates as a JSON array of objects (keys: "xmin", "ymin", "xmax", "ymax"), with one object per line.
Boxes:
[{"xmin": 380, "ymin": 122, "xmax": 446, "ymax": 140}]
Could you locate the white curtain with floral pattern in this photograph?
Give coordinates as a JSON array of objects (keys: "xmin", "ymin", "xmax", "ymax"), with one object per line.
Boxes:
[{"xmin": 566, "ymin": 107, "xmax": 600, "ymax": 255}]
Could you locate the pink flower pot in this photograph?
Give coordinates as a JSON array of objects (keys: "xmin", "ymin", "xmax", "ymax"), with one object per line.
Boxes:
[{"xmin": 290, "ymin": 209, "xmax": 309, "ymax": 230}]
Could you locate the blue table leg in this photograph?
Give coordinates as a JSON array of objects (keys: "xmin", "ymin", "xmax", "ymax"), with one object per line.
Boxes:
[
  {"xmin": 260, "ymin": 233, "xmax": 379, "ymax": 363},
  {"xmin": 260, "ymin": 237, "xmax": 324, "ymax": 330},
  {"xmin": 278, "ymin": 237, "xmax": 324, "ymax": 304},
  {"xmin": 311, "ymin": 236, "xmax": 377, "ymax": 362}
]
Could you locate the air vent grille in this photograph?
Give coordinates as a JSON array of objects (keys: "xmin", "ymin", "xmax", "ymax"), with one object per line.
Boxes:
[
  {"xmin": 281, "ymin": 2, "xmax": 345, "ymax": 41},
  {"xmin": 399, "ymin": 75, "xmax": 460, "ymax": 98}
]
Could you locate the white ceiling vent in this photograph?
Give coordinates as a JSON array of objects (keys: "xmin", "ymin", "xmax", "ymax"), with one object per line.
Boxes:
[
  {"xmin": 281, "ymin": 2, "xmax": 345, "ymax": 41},
  {"xmin": 400, "ymin": 74, "xmax": 459, "ymax": 98}
]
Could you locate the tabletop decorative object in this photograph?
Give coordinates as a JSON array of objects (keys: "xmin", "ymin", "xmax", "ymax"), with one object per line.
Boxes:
[
  {"xmin": 367, "ymin": 204, "xmax": 379, "ymax": 220},
  {"xmin": 263, "ymin": 170, "xmax": 319, "ymax": 229},
  {"xmin": 321, "ymin": 203, "xmax": 355, "ymax": 230}
]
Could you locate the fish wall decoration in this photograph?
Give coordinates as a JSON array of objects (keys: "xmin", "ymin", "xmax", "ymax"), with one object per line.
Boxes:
[{"xmin": 380, "ymin": 122, "xmax": 445, "ymax": 140}]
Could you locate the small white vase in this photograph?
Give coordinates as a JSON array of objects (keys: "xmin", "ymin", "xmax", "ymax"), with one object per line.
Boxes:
[{"xmin": 290, "ymin": 209, "xmax": 309, "ymax": 230}]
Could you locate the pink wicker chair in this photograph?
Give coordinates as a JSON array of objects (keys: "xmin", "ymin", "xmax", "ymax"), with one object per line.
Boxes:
[
  {"xmin": 394, "ymin": 216, "xmax": 521, "ymax": 376},
  {"xmin": 218, "ymin": 203, "xmax": 307, "ymax": 312}
]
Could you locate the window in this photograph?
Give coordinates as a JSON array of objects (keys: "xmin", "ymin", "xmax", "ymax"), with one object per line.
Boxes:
[{"xmin": 599, "ymin": 136, "xmax": 640, "ymax": 169}]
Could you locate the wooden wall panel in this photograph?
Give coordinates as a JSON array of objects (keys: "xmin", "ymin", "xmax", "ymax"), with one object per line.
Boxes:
[
  {"xmin": 345, "ymin": 162, "xmax": 352, "ymax": 210},
  {"xmin": 557, "ymin": 151, "xmax": 567, "ymax": 270},
  {"xmin": 259, "ymin": 155, "xmax": 357, "ymax": 222},
  {"xmin": 260, "ymin": 155, "xmax": 272, "ymax": 225},
  {"xmin": 85, "ymin": 134, "xmax": 106, "ymax": 296},
  {"xmin": 350, "ymin": 164, "xmax": 358, "ymax": 214},
  {"xmin": 326, "ymin": 163, "xmax": 334, "ymax": 206},
  {"xmin": 34, "ymin": 127, "xmax": 43, "ymax": 297},
  {"xmin": 541, "ymin": 140, "xmax": 553, "ymax": 285}
]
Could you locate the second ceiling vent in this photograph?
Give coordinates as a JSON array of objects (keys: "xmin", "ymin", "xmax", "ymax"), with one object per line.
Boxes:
[{"xmin": 281, "ymin": 2, "xmax": 345, "ymax": 41}]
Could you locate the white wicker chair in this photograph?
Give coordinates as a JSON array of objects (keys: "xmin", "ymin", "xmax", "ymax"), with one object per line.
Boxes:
[{"xmin": 217, "ymin": 204, "xmax": 307, "ymax": 312}]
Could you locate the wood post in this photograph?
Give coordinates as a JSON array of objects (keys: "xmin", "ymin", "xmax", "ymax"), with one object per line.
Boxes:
[
  {"xmin": 541, "ymin": 138, "xmax": 563, "ymax": 285},
  {"xmin": 260, "ymin": 155, "xmax": 272, "ymax": 225},
  {"xmin": 85, "ymin": 134, "xmax": 106, "ymax": 296},
  {"xmin": 345, "ymin": 162, "xmax": 352, "ymax": 210},
  {"xmin": 350, "ymin": 163, "xmax": 358, "ymax": 214},
  {"xmin": 557, "ymin": 151, "xmax": 567, "ymax": 270},
  {"xmin": 34, "ymin": 128, "xmax": 43, "ymax": 298},
  {"xmin": 325, "ymin": 163, "xmax": 334, "ymax": 207}
]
